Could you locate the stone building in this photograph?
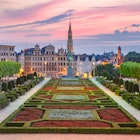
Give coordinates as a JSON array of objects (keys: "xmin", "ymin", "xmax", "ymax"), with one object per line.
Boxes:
[
  {"xmin": 0, "ymin": 45, "xmax": 16, "ymax": 61},
  {"xmin": 17, "ymin": 22, "xmax": 96, "ymax": 77}
]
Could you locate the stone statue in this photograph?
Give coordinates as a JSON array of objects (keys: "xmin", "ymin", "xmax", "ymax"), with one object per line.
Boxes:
[{"xmin": 67, "ymin": 52, "xmax": 73, "ymax": 62}]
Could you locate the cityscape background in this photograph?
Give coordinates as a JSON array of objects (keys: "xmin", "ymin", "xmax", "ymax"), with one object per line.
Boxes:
[{"xmin": 0, "ymin": 0, "xmax": 140, "ymax": 55}]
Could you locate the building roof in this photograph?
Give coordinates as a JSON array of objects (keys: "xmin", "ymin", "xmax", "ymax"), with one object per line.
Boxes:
[{"xmin": 24, "ymin": 48, "xmax": 34, "ymax": 55}]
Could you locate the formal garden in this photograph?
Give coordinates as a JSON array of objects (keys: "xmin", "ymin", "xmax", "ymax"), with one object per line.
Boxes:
[
  {"xmin": 0, "ymin": 78, "xmax": 140, "ymax": 134},
  {"xmin": 96, "ymin": 61, "xmax": 140, "ymax": 110},
  {"xmin": 0, "ymin": 61, "xmax": 44, "ymax": 109}
]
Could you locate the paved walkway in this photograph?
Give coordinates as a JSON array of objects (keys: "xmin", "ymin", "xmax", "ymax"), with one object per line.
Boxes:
[
  {"xmin": 90, "ymin": 78, "xmax": 140, "ymax": 121},
  {"xmin": 0, "ymin": 78, "xmax": 50, "ymax": 123},
  {"xmin": 0, "ymin": 134, "xmax": 140, "ymax": 140}
]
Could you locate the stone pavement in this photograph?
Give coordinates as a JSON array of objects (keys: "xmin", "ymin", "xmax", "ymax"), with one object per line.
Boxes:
[
  {"xmin": 0, "ymin": 134, "xmax": 140, "ymax": 140},
  {"xmin": 90, "ymin": 78, "xmax": 140, "ymax": 121},
  {"xmin": 0, "ymin": 78, "xmax": 50, "ymax": 123}
]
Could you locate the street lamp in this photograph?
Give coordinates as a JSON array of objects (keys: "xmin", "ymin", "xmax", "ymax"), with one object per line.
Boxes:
[
  {"xmin": 44, "ymin": 61, "xmax": 47, "ymax": 77},
  {"xmin": 92, "ymin": 62, "xmax": 96, "ymax": 77}
]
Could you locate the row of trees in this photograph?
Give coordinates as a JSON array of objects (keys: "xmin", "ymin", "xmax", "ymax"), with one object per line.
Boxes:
[
  {"xmin": 124, "ymin": 51, "xmax": 140, "ymax": 63},
  {"xmin": 120, "ymin": 61, "xmax": 140, "ymax": 81},
  {"xmin": 0, "ymin": 61, "xmax": 21, "ymax": 79}
]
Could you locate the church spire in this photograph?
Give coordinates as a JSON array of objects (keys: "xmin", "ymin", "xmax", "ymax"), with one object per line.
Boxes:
[
  {"xmin": 69, "ymin": 20, "xmax": 71, "ymax": 32},
  {"xmin": 67, "ymin": 20, "xmax": 73, "ymax": 53}
]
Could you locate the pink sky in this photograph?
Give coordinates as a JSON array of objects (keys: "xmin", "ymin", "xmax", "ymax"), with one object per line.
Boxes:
[{"xmin": 0, "ymin": 0, "xmax": 140, "ymax": 54}]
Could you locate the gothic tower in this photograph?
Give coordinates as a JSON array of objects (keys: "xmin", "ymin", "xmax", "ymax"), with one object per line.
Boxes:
[
  {"xmin": 117, "ymin": 46, "xmax": 121, "ymax": 65},
  {"xmin": 67, "ymin": 21, "xmax": 73, "ymax": 53}
]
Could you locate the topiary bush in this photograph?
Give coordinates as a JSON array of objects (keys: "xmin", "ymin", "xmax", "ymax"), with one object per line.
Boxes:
[
  {"xmin": 132, "ymin": 84, "xmax": 139, "ymax": 93},
  {"xmin": 11, "ymin": 80, "xmax": 15, "ymax": 88},
  {"xmin": 125, "ymin": 81, "xmax": 129, "ymax": 91},
  {"xmin": 8, "ymin": 81, "xmax": 13, "ymax": 90},
  {"xmin": 119, "ymin": 79, "xmax": 123, "ymax": 87},
  {"xmin": 1, "ymin": 82, "xmax": 8, "ymax": 92},
  {"xmin": 0, "ymin": 92, "xmax": 9, "ymax": 109},
  {"xmin": 128, "ymin": 82, "xmax": 133, "ymax": 93},
  {"xmin": 23, "ymin": 76, "xmax": 27, "ymax": 82},
  {"xmin": 131, "ymin": 99, "xmax": 140, "ymax": 110},
  {"xmin": 16, "ymin": 78, "xmax": 21, "ymax": 85},
  {"xmin": 34, "ymin": 72, "xmax": 37, "ymax": 78}
]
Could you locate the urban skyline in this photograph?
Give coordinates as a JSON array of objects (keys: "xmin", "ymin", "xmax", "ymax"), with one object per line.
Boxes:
[{"xmin": 0, "ymin": 0, "xmax": 140, "ymax": 55}]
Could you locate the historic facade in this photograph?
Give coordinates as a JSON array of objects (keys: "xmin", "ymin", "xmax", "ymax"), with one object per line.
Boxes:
[
  {"xmin": 0, "ymin": 45, "xmax": 16, "ymax": 61},
  {"xmin": 17, "ymin": 22, "xmax": 96, "ymax": 78}
]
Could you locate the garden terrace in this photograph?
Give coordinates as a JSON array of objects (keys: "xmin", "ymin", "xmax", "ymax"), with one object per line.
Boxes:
[{"xmin": 0, "ymin": 78, "xmax": 140, "ymax": 134}]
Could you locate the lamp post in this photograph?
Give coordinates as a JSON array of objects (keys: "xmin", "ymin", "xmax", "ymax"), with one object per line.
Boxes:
[
  {"xmin": 44, "ymin": 61, "xmax": 47, "ymax": 77},
  {"xmin": 92, "ymin": 61, "xmax": 96, "ymax": 77}
]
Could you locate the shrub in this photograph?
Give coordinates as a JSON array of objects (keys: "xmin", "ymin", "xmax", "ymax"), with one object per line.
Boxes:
[
  {"xmin": 16, "ymin": 78, "xmax": 21, "ymax": 85},
  {"xmin": 115, "ymin": 77, "xmax": 119, "ymax": 85},
  {"xmin": 20, "ymin": 76, "xmax": 24, "ymax": 84},
  {"xmin": 131, "ymin": 99, "xmax": 140, "ymax": 110},
  {"xmin": 132, "ymin": 84, "xmax": 139, "ymax": 93},
  {"xmin": 128, "ymin": 82, "xmax": 133, "ymax": 93},
  {"xmin": 23, "ymin": 76, "xmax": 27, "ymax": 82},
  {"xmin": 34, "ymin": 72, "xmax": 37, "ymax": 78},
  {"xmin": 114, "ymin": 89, "xmax": 121, "ymax": 96},
  {"xmin": 11, "ymin": 80, "xmax": 15, "ymax": 88},
  {"xmin": 119, "ymin": 79, "xmax": 123, "ymax": 86},
  {"xmin": 8, "ymin": 81, "xmax": 13, "ymax": 90},
  {"xmin": 113, "ymin": 77, "xmax": 116, "ymax": 83},
  {"xmin": 1, "ymin": 82, "xmax": 7, "ymax": 92},
  {"xmin": 0, "ymin": 92, "xmax": 9, "ymax": 109},
  {"xmin": 125, "ymin": 81, "xmax": 129, "ymax": 91}
]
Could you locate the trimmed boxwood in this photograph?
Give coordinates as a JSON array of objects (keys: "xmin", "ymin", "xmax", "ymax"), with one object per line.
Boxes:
[
  {"xmin": 6, "ymin": 94, "xmax": 16, "ymax": 102},
  {"xmin": 0, "ymin": 92, "xmax": 9, "ymax": 109},
  {"xmin": 1, "ymin": 82, "xmax": 8, "ymax": 92},
  {"xmin": 131, "ymin": 99, "xmax": 140, "ymax": 110},
  {"xmin": 8, "ymin": 81, "xmax": 13, "ymax": 90}
]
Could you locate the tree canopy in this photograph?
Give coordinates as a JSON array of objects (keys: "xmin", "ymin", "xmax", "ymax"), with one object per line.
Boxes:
[
  {"xmin": 120, "ymin": 61, "xmax": 140, "ymax": 80},
  {"xmin": 95, "ymin": 63, "xmax": 120, "ymax": 79},
  {"xmin": 0, "ymin": 61, "xmax": 21, "ymax": 79},
  {"xmin": 124, "ymin": 51, "xmax": 140, "ymax": 63}
]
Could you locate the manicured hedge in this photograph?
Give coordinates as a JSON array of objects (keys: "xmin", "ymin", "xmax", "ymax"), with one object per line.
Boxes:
[
  {"xmin": 0, "ymin": 127, "xmax": 140, "ymax": 134},
  {"xmin": 0, "ymin": 92, "xmax": 9, "ymax": 109},
  {"xmin": 131, "ymin": 99, "xmax": 140, "ymax": 110}
]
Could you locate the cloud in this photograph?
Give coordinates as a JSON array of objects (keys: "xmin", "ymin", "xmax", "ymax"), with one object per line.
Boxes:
[
  {"xmin": 0, "ymin": 10, "xmax": 74, "ymax": 29},
  {"xmin": 26, "ymin": 34, "xmax": 51, "ymax": 37},
  {"xmin": 75, "ymin": 30, "xmax": 140, "ymax": 46},
  {"xmin": 131, "ymin": 24, "xmax": 140, "ymax": 28}
]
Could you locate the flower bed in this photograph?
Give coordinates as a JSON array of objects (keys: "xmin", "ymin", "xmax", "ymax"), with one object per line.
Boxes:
[
  {"xmin": 38, "ymin": 95, "xmax": 52, "ymax": 99},
  {"xmin": 48, "ymin": 109, "xmax": 93, "ymax": 119},
  {"xmin": 31, "ymin": 120, "xmax": 111, "ymax": 127},
  {"xmin": 13, "ymin": 108, "xmax": 44, "ymax": 121},
  {"xmin": 85, "ymin": 87, "xmax": 98, "ymax": 91},
  {"xmin": 43, "ymin": 105, "xmax": 99, "ymax": 109},
  {"xmin": 97, "ymin": 109, "xmax": 132, "ymax": 122},
  {"xmin": 43, "ymin": 86, "xmax": 56, "ymax": 90},
  {"xmin": 57, "ymin": 86, "xmax": 84, "ymax": 90},
  {"xmin": 54, "ymin": 94, "xmax": 88, "ymax": 100},
  {"xmin": 88, "ymin": 95, "xmax": 104, "ymax": 100}
]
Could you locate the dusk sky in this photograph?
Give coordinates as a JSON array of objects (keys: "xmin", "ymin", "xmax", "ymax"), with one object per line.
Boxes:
[{"xmin": 0, "ymin": 0, "xmax": 140, "ymax": 55}]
